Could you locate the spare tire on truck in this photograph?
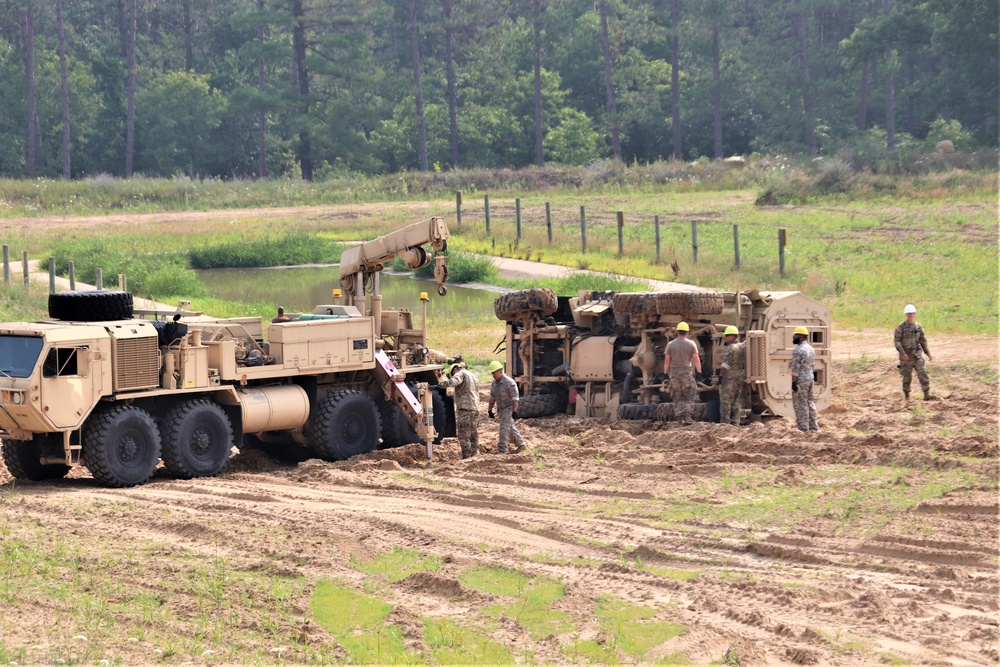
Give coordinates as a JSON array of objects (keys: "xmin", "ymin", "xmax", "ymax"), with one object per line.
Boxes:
[
  {"xmin": 494, "ymin": 288, "xmax": 558, "ymax": 321},
  {"xmin": 48, "ymin": 290, "xmax": 134, "ymax": 322}
]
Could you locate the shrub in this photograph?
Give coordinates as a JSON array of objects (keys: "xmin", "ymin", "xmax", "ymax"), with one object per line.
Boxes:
[
  {"xmin": 189, "ymin": 234, "xmax": 347, "ymax": 268},
  {"xmin": 409, "ymin": 251, "xmax": 498, "ymax": 284}
]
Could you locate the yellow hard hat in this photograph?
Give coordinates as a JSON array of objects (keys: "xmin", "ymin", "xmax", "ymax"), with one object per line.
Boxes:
[
  {"xmin": 724, "ymin": 325, "xmax": 739, "ymax": 335},
  {"xmin": 794, "ymin": 326, "xmax": 809, "ymax": 335},
  {"xmin": 444, "ymin": 363, "xmax": 459, "ymax": 376},
  {"xmin": 488, "ymin": 360, "xmax": 504, "ymax": 373},
  {"xmin": 676, "ymin": 322, "xmax": 689, "ymax": 332}
]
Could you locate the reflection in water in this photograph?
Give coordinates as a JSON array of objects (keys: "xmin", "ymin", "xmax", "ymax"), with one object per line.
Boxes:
[{"xmin": 196, "ymin": 266, "xmax": 501, "ymax": 321}]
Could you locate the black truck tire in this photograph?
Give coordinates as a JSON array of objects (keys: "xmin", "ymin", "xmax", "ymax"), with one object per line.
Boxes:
[
  {"xmin": 494, "ymin": 288, "xmax": 558, "ymax": 321},
  {"xmin": 48, "ymin": 290, "xmax": 134, "ymax": 321},
  {"xmin": 1, "ymin": 438, "xmax": 71, "ymax": 481},
  {"xmin": 517, "ymin": 393, "xmax": 567, "ymax": 419},
  {"xmin": 83, "ymin": 405, "xmax": 161, "ymax": 487},
  {"xmin": 379, "ymin": 387, "xmax": 446, "ymax": 447},
  {"xmin": 306, "ymin": 391, "xmax": 381, "ymax": 461},
  {"xmin": 684, "ymin": 292, "xmax": 725, "ymax": 314},
  {"xmin": 160, "ymin": 400, "xmax": 234, "ymax": 479}
]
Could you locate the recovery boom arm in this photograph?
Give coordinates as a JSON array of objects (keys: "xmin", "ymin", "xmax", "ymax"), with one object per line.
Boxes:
[{"xmin": 338, "ymin": 217, "xmax": 450, "ymax": 303}]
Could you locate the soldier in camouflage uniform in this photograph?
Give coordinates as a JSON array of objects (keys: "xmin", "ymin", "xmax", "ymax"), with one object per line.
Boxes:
[
  {"xmin": 663, "ymin": 322, "xmax": 703, "ymax": 425},
  {"xmin": 718, "ymin": 325, "xmax": 746, "ymax": 426},
  {"xmin": 894, "ymin": 304, "xmax": 934, "ymax": 400},
  {"xmin": 790, "ymin": 326, "xmax": 818, "ymax": 432},
  {"xmin": 438, "ymin": 362, "xmax": 480, "ymax": 458},
  {"xmin": 487, "ymin": 360, "xmax": 525, "ymax": 454}
]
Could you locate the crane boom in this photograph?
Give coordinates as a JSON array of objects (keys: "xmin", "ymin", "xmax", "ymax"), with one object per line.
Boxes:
[{"xmin": 339, "ymin": 217, "xmax": 450, "ymax": 302}]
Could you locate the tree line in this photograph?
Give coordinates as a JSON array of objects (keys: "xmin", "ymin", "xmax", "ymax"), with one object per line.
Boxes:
[{"xmin": 1, "ymin": 0, "xmax": 996, "ymax": 180}]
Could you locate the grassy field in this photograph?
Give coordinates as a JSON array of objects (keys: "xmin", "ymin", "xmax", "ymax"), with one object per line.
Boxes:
[{"xmin": 0, "ymin": 167, "xmax": 996, "ymax": 334}]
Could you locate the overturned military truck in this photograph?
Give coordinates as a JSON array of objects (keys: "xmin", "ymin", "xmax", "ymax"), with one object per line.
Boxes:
[{"xmin": 493, "ymin": 288, "xmax": 831, "ymax": 424}]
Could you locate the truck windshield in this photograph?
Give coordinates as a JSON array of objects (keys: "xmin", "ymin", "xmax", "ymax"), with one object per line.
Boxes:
[{"xmin": 0, "ymin": 335, "xmax": 44, "ymax": 378}]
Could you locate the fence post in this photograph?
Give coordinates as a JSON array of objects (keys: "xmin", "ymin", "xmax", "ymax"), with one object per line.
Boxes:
[
  {"xmin": 579, "ymin": 206, "xmax": 587, "ymax": 253},
  {"xmin": 545, "ymin": 202, "xmax": 552, "ymax": 243},
  {"xmin": 616, "ymin": 211, "xmax": 625, "ymax": 255},
  {"xmin": 654, "ymin": 216, "xmax": 661, "ymax": 264},
  {"xmin": 96, "ymin": 267, "xmax": 103, "ymax": 290},
  {"xmin": 691, "ymin": 220, "xmax": 699, "ymax": 263},
  {"xmin": 779, "ymin": 228, "xmax": 787, "ymax": 277},
  {"xmin": 119, "ymin": 273, "xmax": 126, "ymax": 291},
  {"xmin": 455, "ymin": 191, "xmax": 462, "ymax": 229},
  {"xmin": 733, "ymin": 224, "xmax": 741, "ymax": 270},
  {"xmin": 49, "ymin": 257, "xmax": 56, "ymax": 294},
  {"xmin": 484, "ymin": 194, "xmax": 491, "ymax": 234},
  {"xmin": 22, "ymin": 251, "xmax": 28, "ymax": 287},
  {"xmin": 515, "ymin": 198, "xmax": 522, "ymax": 239},
  {"xmin": 2, "ymin": 245, "xmax": 8, "ymax": 284},
  {"xmin": 69, "ymin": 260, "xmax": 76, "ymax": 290}
]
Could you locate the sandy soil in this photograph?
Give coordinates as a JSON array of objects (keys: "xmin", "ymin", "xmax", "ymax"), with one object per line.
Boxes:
[{"xmin": 0, "ymin": 343, "xmax": 996, "ymax": 666}]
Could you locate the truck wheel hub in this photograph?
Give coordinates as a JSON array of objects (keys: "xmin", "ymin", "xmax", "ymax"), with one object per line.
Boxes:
[
  {"xmin": 191, "ymin": 427, "xmax": 212, "ymax": 456},
  {"xmin": 117, "ymin": 431, "xmax": 141, "ymax": 463}
]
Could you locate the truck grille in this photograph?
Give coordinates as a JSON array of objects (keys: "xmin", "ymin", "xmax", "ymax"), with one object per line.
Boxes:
[
  {"xmin": 746, "ymin": 331, "xmax": 768, "ymax": 382},
  {"xmin": 114, "ymin": 336, "xmax": 159, "ymax": 391}
]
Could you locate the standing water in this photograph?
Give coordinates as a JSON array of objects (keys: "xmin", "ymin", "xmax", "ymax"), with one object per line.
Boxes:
[{"xmin": 196, "ymin": 266, "xmax": 501, "ymax": 321}]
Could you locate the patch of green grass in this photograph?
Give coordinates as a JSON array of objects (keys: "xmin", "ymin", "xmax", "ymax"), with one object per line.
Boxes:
[
  {"xmin": 423, "ymin": 618, "xmax": 513, "ymax": 665},
  {"xmin": 460, "ymin": 566, "xmax": 573, "ymax": 640},
  {"xmin": 563, "ymin": 637, "xmax": 619, "ymax": 664},
  {"xmin": 309, "ymin": 579, "xmax": 419, "ymax": 664},
  {"xmin": 354, "ymin": 547, "xmax": 441, "ymax": 582},
  {"xmin": 594, "ymin": 596, "xmax": 685, "ymax": 660},
  {"xmin": 636, "ymin": 562, "xmax": 700, "ymax": 581},
  {"xmin": 879, "ymin": 652, "xmax": 914, "ymax": 665},
  {"xmin": 0, "ymin": 284, "xmax": 48, "ymax": 321},
  {"xmin": 190, "ymin": 234, "xmax": 348, "ymax": 269},
  {"xmin": 812, "ymin": 627, "xmax": 871, "ymax": 656}
]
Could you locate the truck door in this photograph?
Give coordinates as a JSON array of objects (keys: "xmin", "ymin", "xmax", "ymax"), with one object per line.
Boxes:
[{"xmin": 40, "ymin": 346, "xmax": 96, "ymax": 429}]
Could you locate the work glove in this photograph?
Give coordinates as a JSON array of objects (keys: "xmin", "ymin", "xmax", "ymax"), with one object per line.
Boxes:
[
  {"xmin": 488, "ymin": 409, "xmax": 496, "ymax": 419},
  {"xmin": 695, "ymin": 373, "xmax": 705, "ymax": 383},
  {"xmin": 791, "ymin": 380, "xmax": 798, "ymax": 393},
  {"xmin": 512, "ymin": 411, "xmax": 520, "ymax": 420}
]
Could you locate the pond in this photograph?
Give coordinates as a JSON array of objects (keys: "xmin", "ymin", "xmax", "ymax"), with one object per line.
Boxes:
[{"xmin": 196, "ymin": 265, "xmax": 502, "ymax": 320}]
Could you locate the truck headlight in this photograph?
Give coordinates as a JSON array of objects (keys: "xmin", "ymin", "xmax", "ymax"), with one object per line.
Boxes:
[{"xmin": 12, "ymin": 392, "xmax": 21, "ymax": 405}]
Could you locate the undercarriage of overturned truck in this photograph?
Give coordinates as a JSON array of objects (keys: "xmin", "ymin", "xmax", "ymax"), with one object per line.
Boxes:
[{"xmin": 494, "ymin": 287, "xmax": 832, "ymax": 425}]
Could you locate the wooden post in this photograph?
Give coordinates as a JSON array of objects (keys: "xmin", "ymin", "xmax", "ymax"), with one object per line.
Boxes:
[
  {"xmin": 2, "ymin": 245, "xmax": 8, "ymax": 284},
  {"xmin": 733, "ymin": 224, "xmax": 740, "ymax": 270},
  {"xmin": 579, "ymin": 205, "xmax": 587, "ymax": 253},
  {"xmin": 96, "ymin": 267, "xmax": 103, "ymax": 290},
  {"xmin": 616, "ymin": 211, "xmax": 624, "ymax": 255},
  {"xmin": 654, "ymin": 216, "xmax": 661, "ymax": 264},
  {"xmin": 691, "ymin": 220, "xmax": 699, "ymax": 263},
  {"xmin": 484, "ymin": 194, "xmax": 491, "ymax": 234},
  {"xmin": 545, "ymin": 202, "xmax": 552, "ymax": 243},
  {"xmin": 49, "ymin": 257, "xmax": 56, "ymax": 294},
  {"xmin": 455, "ymin": 191, "xmax": 462, "ymax": 229},
  {"xmin": 779, "ymin": 228, "xmax": 787, "ymax": 277},
  {"xmin": 22, "ymin": 251, "xmax": 28, "ymax": 287},
  {"xmin": 118, "ymin": 273, "xmax": 126, "ymax": 291},
  {"xmin": 68, "ymin": 260, "xmax": 76, "ymax": 290},
  {"xmin": 515, "ymin": 197, "xmax": 522, "ymax": 239}
]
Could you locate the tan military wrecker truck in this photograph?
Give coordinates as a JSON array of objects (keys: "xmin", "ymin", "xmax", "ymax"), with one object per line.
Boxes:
[
  {"xmin": 0, "ymin": 218, "xmax": 456, "ymax": 487},
  {"xmin": 494, "ymin": 287, "xmax": 831, "ymax": 423}
]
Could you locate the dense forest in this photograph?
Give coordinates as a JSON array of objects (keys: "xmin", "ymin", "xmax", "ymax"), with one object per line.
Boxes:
[{"xmin": 0, "ymin": 0, "xmax": 996, "ymax": 180}]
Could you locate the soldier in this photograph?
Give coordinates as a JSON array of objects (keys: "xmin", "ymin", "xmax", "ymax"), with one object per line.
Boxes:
[
  {"xmin": 894, "ymin": 304, "xmax": 935, "ymax": 400},
  {"xmin": 790, "ymin": 326, "xmax": 819, "ymax": 432},
  {"xmin": 271, "ymin": 306, "xmax": 292, "ymax": 323},
  {"xmin": 663, "ymin": 322, "xmax": 703, "ymax": 425},
  {"xmin": 718, "ymin": 325, "xmax": 746, "ymax": 426},
  {"xmin": 486, "ymin": 360, "xmax": 526, "ymax": 454},
  {"xmin": 438, "ymin": 361, "xmax": 480, "ymax": 458}
]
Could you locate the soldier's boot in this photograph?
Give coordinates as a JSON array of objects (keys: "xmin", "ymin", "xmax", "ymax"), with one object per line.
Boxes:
[
  {"xmin": 923, "ymin": 390, "xmax": 937, "ymax": 401},
  {"xmin": 902, "ymin": 388, "xmax": 910, "ymax": 400}
]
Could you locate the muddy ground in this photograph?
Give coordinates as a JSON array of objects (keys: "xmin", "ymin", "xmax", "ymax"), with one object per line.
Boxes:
[{"xmin": 0, "ymin": 333, "xmax": 997, "ymax": 666}]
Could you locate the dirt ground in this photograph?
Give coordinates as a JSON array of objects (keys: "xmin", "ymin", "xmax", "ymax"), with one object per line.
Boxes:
[{"xmin": 0, "ymin": 331, "xmax": 996, "ymax": 666}]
